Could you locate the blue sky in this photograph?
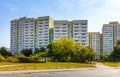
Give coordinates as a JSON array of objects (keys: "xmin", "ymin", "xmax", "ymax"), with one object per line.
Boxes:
[{"xmin": 0, "ymin": 0, "xmax": 120, "ymax": 48}]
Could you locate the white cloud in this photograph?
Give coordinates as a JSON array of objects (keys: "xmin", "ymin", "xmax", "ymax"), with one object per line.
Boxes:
[
  {"xmin": 56, "ymin": 0, "xmax": 120, "ymax": 32},
  {"xmin": 80, "ymin": 0, "xmax": 120, "ymax": 32},
  {"xmin": 6, "ymin": 3, "xmax": 18, "ymax": 12},
  {"xmin": 78, "ymin": 0, "xmax": 103, "ymax": 8},
  {"xmin": 56, "ymin": 0, "xmax": 75, "ymax": 10}
]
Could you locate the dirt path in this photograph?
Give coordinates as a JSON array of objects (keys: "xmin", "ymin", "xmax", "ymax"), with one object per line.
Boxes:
[{"xmin": 95, "ymin": 62, "xmax": 111, "ymax": 68}]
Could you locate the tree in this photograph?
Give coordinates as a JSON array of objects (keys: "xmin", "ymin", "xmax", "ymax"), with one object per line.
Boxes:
[
  {"xmin": 110, "ymin": 45, "xmax": 120, "ymax": 61},
  {"xmin": 47, "ymin": 38, "xmax": 76, "ymax": 62},
  {"xmin": 72, "ymin": 46, "xmax": 95, "ymax": 63},
  {"xmin": 0, "ymin": 47, "xmax": 12, "ymax": 57},
  {"xmin": 40, "ymin": 47, "xmax": 46, "ymax": 52},
  {"xmin": 110, "ymin": 40, "xmax": 120, "ymax": 62},
  {"xmin": 72, "ymin": 45, "xmax": 84, "ymax": 62},
  {"xmin": 47, "ymin": 38, "xmax": 96, "ymax": 62},
  {"xmin": 34, "ymin": 47, "xmax": 46, "ymax": 54},
  {"xmin": 21, "ymin": 49, "xmax": 32, "ymax": 56},
  {"xmin": 34, "ymin": 48, "xmax": 40, "ymax": 54},
  {"xmin": 117, "ymin": 40, "xmax": 120, "ymax": 45},
  {"xmin": 100, "ymin": 52, "xmax": 108, "ymax": 61},
  {"xmin": 86, "ymin": 47, "xmax": 96, "ymax": 63}
]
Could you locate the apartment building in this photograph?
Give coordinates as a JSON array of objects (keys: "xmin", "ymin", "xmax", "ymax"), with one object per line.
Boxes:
[
  {"xmin": 117, "ymin": 23, "xmax": 120, "ymax": 40},
  {"xmin": 10, "ymin": 19, "xmax": 18, "ymax": 54},
  {"xmin": 100, "ymin": 34, "xmax": 103, "ymax": 53},
  {"xmin": 18, "ymin": 17, "xmax": 35, "ymax": 54},
  {"xmin": 10, "ymin": 16, "xmax": 54, "ymax": 54},
  {"xmin": 89, "ymin": 32, "xmax": 100, "ymax": 59},
  {"xmin": 73, "ymin": 20, "xmax": 88, "ymax": 46},
  {"xmin": 10, "ymin": 16, "xmax": 88, "ymax": 54},
  {"xmin": 36, "ymin": 16, "xmax": 54, "ymax": 48},
  {"xmin": 102, "ymin": 21, "xmax": 120, "ymax": 55},
  {"xmin": 54, "ymin": 20, "xmax": 68, "ymax": 41},
  {"xmin": 54, "ymin": 20, "xmax": 89, "ymax": 46},
  {"xmin": 102, "ymin": 23, "xmax": 115, "ymax": 55}
]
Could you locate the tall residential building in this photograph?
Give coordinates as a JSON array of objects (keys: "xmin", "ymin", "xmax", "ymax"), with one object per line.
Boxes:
[
  {"xmin": 89, "ymin": 32, "xmax": 100, "ymax": 59},
  {"xmin": 10, "ymin": 16, "xmax": 88, "ymax": 54},
  {"xmin": 109, "ymin": 22, "xmax": 118, "ymax": 46},
  {"xmin": 54, "ymin": 20, "xmax": 89, "ymax": 46},
  {"xmin": 10, "ymin": 19, "xmax": 18, "ymax": 54},
  {"xmin": 100, "ymin": 34, "xmax": 103, "ymax": 53},
  {"xmin": 36, "ymin": 16, "xmax": 54, "ymax": 48},
  {"xmin": 102, "ymin": 22, "xmax": 120, "ymax": 55},
  {"xmin": 18, "ymin": 17, "xmax": 35, "ymax": 54},
  {"xmin": 54, "ymin": 20, "xmax": 68, "ymax": 41},
  {"xmin": 116, "ymin": 23, "xmax": 120, "ymax": 40},
  {"xmin": 72, "ymin": 20, "xmax": 88, "ymax": 46}
]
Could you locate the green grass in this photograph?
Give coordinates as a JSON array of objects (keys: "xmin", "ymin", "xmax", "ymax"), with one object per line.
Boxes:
[
  {"xmin": 102, "ymin": 62, "xmax": 120, "ymax": 67},
  {"xmin": 0, "ymin": 62, "xmax": 95, "ymax": 71},
  {"xmin": 0, "ymin": 62, "xmax": 21, "ymax": 66}
]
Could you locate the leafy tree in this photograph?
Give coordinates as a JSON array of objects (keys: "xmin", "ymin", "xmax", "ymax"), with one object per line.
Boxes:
[
  {"xmin": 86, "ymin": 47, "xmax": 96, "ymax": 63},
  {"xmin": 47, "ymin": 38, "xmax": 96, "ymax": 62},
  {"xmin": 21, "ymin": 49, "xmax": 32, "ymax": 56},
  {"xmin": 0, "ymin": 47, "xmax": 12, "ymax": 57},
  {"xmin": 117, "ymin": 40, "xmax": 120, "ymax": 45},
  {"xmin": 34, "ymin": 48, "xmax": 40, "ymax": 53},
  {"xmin": 110, "ymin": 40, "xmax": 120, "ymax": 62},
  {"xmin": 100, "ymin": 52, "xmax": 109, "ymax": 61},
  {"xmin": 110, "ymin": 45, "xmax": 120, "ymax": 61},
  {"xmin": 72, "ymin": 46, "xmax": 95, "ymax": 63},
  {"xmin": 40, "ymin": 47, "xmax": 46, "ymax": 52},
  {"xmin": 47, "ymin": 38, "xmax": 75, "ymax": 62},
  {"xmin": 72, "ymin": 45, "xmax": 84, "ymax": 62},
  {"xmin": 34, "ymin": 47, "xmax": 46, "ymax": 54}
]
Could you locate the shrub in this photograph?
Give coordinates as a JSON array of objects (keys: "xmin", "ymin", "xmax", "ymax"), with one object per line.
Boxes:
[
  {"xmin": 18, "ymin": 54, "xmax": 30, "ymax": 63},
  {"xmin": 29, "ymin": 54, "xmax": 41, "ymax": 63},
  {"xmin": 0, "ymin": 54, "xmax": 5, "ymax": 62},
  {"xmin": 6, "ymin": 57, "xmax": 18, "ymax": 62},
  {"xmin": 21, "ymin": 49, "xmax": 32, "ymax": 56},
  {"xmin": 29, "ymin": 54, "xmax": 46, "ymax": 63}
]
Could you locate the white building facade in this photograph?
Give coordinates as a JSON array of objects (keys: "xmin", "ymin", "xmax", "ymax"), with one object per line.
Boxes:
[
  {"xmin": 89, "ymin": 32, "xmax": 100, "ymax": 59},
  {"xmin": 73, "ymin": 20, "xmax": 88, "ymax": 46},
  {"xmin": 54, "ymin": 20, "xmax": 68, "ymax": 41},
  {"xmin": 10, "ymin": 19, "xmax": 18, "ymax": 54},
  {"xmin": 10, "ymin": 16, "xmax": 88, "ymax": 54},
  {"xmin": 18, "ymin": 17, "xmax": 35, "ymax": 53},
  {"xmin": 102, "ymin": 24, "xmax": 114, "ymax": 55},
  {"xmin": 36, "ymin": 16, "xmax": 54, "ymax": 48}
]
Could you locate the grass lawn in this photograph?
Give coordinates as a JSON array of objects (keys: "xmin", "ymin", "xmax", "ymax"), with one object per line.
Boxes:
[
  {"xmin": 102, "ymin": 62, "xmax": 120, "ymax": 67},
  {"xmin": 0, "ymin": 62, "xmax": 95, "ymax": 71},
  {"xmin": 0, "ymin": 62, "xmax": 22, "ymax": 66}
]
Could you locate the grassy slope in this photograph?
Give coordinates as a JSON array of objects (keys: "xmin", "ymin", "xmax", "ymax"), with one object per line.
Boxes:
[
  {"xmin": 102, "ymin": 62, "xmax": 120, "ymax": 67},
  {"xmin": 0, "ymin": 62, "xmax": 95, "ymax": 71}
]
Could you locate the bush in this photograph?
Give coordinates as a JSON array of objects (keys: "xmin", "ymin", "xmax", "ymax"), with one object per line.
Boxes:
[
  {"xmin": 29, "ymin": 54, "xmax": 41, "ymax": 63},
  {"xmin": 21, "ymin": 49, "xmax": 32, "ymax": 56},
  {"xmin": 6, "ymin": 57, "xmax": 18, "ymax": 62},
  {"xmin": 18, "ymin": 54, "xmax": 30, "ymax": 63},
  {"xmin": 0, "ymin": 54, "xmax": 5, "ymax": 62}
]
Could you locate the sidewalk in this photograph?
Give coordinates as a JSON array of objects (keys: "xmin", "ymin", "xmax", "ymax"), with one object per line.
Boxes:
[
  {"xmin": 0, "ymin": 68, "xmax": 96, "ymax": 74},
  {"xmin": 95, "ymin": 62, "xmax": 111, "ymax": 68}
]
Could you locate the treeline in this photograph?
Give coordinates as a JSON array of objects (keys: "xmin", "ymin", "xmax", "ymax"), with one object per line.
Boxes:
[
  {"xmin": 47, "ymin": 38, "xmax": 95, "ymax": 63},
  {"xmin": 0, "ymin": 38, "xmax": 96, "ymax": 63}
]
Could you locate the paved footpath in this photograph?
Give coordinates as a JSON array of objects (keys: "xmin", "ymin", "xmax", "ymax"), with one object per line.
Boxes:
[{"xmin": 95, "ymin": 62, "xmax": 112, "ymax": 68}]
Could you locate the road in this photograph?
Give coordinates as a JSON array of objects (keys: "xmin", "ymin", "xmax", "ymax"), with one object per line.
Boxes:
[{"xmin": 0, "ymin": 68, "xmax": 120, "ymax": 77}]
